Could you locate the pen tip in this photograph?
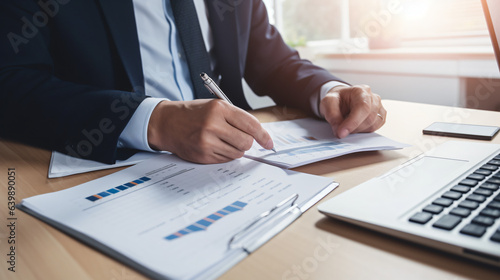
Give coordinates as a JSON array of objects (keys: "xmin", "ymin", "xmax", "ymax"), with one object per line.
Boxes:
[{"xmin": 272, "ymin": 148, "xmax": 277, "ymax": 153}]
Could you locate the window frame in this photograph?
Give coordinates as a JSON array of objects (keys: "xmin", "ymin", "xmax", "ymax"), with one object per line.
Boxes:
[{"xmin": 265, "ymin": 0, "xmax": 493, "ymax": 54}]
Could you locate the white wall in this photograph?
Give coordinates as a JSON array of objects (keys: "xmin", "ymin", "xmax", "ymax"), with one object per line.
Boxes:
[
  {"xmin": 314, "ymin": 54, "xmax": 500, "ymax": 110},
  {"xmin": 242, "ymin": 51, "xmax": 500, "ymax": 111}
]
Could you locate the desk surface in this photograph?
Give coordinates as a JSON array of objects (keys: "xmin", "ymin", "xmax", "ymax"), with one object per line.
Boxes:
[{"xmin": 1, "ymin": 100, "xmax": 500, "ymax": 280}]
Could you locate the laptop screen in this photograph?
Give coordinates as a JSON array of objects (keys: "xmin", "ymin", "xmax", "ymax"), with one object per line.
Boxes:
[{"xmin": 482, "ymin": 0, "xmax": 500, "ymax": 72}]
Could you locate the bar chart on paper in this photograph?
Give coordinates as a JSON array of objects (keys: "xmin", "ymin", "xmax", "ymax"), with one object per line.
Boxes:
[
  {"xmin": 284, "ymin": 142, "xmax": 349, "ymax": 156},
  {"xmin": 258, "ymin": 133, "xmax": 333, "ymax": 152},
  {"xmin": 165, "ymin": 201, "xmax": 248, "ymax": 241},
  {"xmin": 85, "ymin": 176, "xmax": 152, "ymax": 202},
  {"xmin": 272, "ymin": 134, "xmax": 317, "ymax": 147},
  {"xmin": 245, "ymin": 118, "xmax": 409, "ymax": 168},
  {"xmin": 18, "ymin": 153, "xmax": 338, "ymax": 280}
]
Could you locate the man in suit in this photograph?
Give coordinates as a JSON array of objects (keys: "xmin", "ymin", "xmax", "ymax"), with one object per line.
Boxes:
[{"xmin": 0, "ymin": 0, "xmax": 386, "ymax": 164}]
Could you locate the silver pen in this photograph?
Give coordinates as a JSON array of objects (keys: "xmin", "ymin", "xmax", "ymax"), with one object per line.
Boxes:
[
  {"xmin": 200, "ymin": 72, "xmax": 233, "ymax": 105},
  {"xmin": 200, "ymin": 72, "xmax": 277, "ymax": 153}
]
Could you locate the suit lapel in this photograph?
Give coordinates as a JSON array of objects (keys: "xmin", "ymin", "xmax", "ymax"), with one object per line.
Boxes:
[{"xmin": 97, "ymin": 0, "xmax": 144, "ymax": 93}]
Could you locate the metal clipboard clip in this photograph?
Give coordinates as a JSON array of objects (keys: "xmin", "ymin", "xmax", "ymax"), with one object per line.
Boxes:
[{"xmin": 227, "ymin": 194, "xmax": 301, "ymax": 254}]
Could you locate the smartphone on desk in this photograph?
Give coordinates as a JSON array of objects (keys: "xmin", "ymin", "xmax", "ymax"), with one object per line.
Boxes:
[{"xmin": 423, "ymin": 122, "xmax": 500, "ymax": 140}]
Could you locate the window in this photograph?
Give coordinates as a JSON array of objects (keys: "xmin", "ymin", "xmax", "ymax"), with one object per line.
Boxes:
[
  {"xmin": 264, "ymin": 0, "xmax": 491, "ymax": 51},
  {"xmin": 392, "ymin": 0, "xmax": 488, "ymax": 38},
  {"xmin": 264, "ymin": 0, "xmax": 348, "ymax": 47}
]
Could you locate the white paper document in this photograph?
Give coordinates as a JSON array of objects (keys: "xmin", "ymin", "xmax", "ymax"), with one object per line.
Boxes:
[
  {"xmin": 245, "ymin": 118, "xmax": 409, "ymax": 168},
  {"xmin": 19, "ymin": 154, "xmax": 337, "ymax": 280},
  {"xmin": 49, "ymin": 118, "xmax": 407, "ymax": 177},
  {"xmin": 48, "ymin": 151, "xmax": 160, "ymax": 178}
]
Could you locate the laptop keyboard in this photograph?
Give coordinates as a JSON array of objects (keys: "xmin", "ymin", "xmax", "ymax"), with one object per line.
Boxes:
[{"xmin": 409, "ymin": 155, "xmax": 500, "ymax": 243}]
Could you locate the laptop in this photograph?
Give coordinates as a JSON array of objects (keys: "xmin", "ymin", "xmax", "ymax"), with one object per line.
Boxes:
[{"xmin": 318, "ymin": 0, "xmax": 500, "ymax": 267}]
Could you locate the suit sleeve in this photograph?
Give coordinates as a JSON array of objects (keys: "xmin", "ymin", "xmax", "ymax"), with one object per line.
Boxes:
[
  {"xmin": 243, "ymin": 0, "xmax": 345, "ymax": 115},
  {"xmin": 0, "ymin": 1, "xmax": 145, "ymax": 163}
]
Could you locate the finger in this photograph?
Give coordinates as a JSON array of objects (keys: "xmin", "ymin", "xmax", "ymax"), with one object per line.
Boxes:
[
  {"xmin": 178, "ymin": 134, "xmax": 243, "ymax": 164},
  {"xmin": 225, "ymin": 107, "xmax": 274, "ymax": 151},
  {"xmin": 336, "ymin": 88, "xmax": 372, "ymax": 138},
  {"xmin": 319, "ymin": 92, "xmax": 344, "ymax": 137},
  {"xmin": 208, "ymin": 125, "xmax": 252, "ymax": 161},
  {"xmin": 196, "ymin": 150, "xmax": 235, "ymax": 164},
  {"xmin": 217, "ymin": 124, "xmax": 256, "ymax": 152},
  {"xmin": 368, "ymin": 94, "xmax": 387, "ymax": 132},
  {"xmin": 212, "ymin": 137, "xmax": 247, "ymax": 161},
  {"xmin": 350, "ymin": 93, "xmax": 386, "ymax": 134},
  {"xmin": 346, "ymin": 93, "xmax": 378, "ymax": 134}
]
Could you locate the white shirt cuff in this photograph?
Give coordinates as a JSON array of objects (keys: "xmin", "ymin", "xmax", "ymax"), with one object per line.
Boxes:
[
  {"xmin": 310, "ymin": 81, "xmax": 350, "ymax": 117},
  {"xmin": 118, "ymin": 97, "xmax": 167, "ymax": 152}
]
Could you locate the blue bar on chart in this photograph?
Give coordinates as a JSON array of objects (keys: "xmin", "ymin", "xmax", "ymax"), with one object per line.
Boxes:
[
  {"xmin": 261, "ymin": 134, "xmax": 319, "ymax": 151},
  {"xmin": 116, "ymin": 186, "xmax": 128, "ymax": 191},
  {"xmin": 85, "ymin": 176, "xmax": 151, "ymax": 202},
  {"xmin": 97, "ymin": 192, "xmax": 111, "ymax": 198},
  {"xmin": 165, "ymin": 201, "xmax": 248, "ymax": 241}
]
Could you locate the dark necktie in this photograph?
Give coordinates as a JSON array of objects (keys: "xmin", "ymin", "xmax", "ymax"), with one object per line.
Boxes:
[
  {"xmin": 170, "ymin": 0, "xmax": 214, "ymax": 99},
  {"xmin": 204, "ymin": 0, "xmax": 251, "ymax": 109}
]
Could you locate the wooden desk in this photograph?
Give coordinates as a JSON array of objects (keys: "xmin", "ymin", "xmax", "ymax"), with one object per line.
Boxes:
[{"xmin": 1, "ymin": 100, "xmax": 500, "ymax": 279}]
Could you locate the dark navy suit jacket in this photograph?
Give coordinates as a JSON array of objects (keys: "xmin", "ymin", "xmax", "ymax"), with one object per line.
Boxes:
[{"xmin": 0, "ymin": 0, "xmax": 341, "ymax": 163}]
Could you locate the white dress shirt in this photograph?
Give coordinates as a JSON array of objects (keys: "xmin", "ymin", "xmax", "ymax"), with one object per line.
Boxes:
[{"xmin": 119, "ymin": 0, "xmax": 344, "ymax": 152}]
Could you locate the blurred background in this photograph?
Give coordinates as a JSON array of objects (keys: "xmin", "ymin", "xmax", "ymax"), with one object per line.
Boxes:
[{"xmin": 245, "ymin": 0, "xmax": 500, "ymax": 112}]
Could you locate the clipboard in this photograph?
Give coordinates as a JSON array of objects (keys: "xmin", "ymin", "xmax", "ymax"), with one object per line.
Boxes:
[{"xmin": 18, "ymin": 154, "xmax": 338, "ymax": 280}]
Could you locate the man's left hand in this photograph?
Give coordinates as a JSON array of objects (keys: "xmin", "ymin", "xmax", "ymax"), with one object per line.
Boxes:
[{"xmin": 319, "ymin": 85, "xmax": 386, "ymax": 138}]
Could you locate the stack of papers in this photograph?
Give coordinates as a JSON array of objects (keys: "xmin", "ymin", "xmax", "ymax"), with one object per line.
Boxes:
[
  {"xmin": 48, "ymin": 118, "xmax": 408, "ymax": 177},
  {"xmin": 20, "ymin": 155, "xmax": 337, "ymax": 279},
  {"xmin": 26, "ymin": 117, "xmax": 408, "ymax": 279},
  {"xmin": 48, "ymin": 151, "xmax": 160, "ymax": 178},
  {"xmin": 245, "ymin": 118, "xmax": 409, "ymax": 168}
]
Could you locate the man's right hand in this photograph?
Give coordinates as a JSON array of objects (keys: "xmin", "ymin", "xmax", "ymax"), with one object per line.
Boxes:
[{"xmin": 147, "ymin": 99, "xmax": 274, "ymax": 164}]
